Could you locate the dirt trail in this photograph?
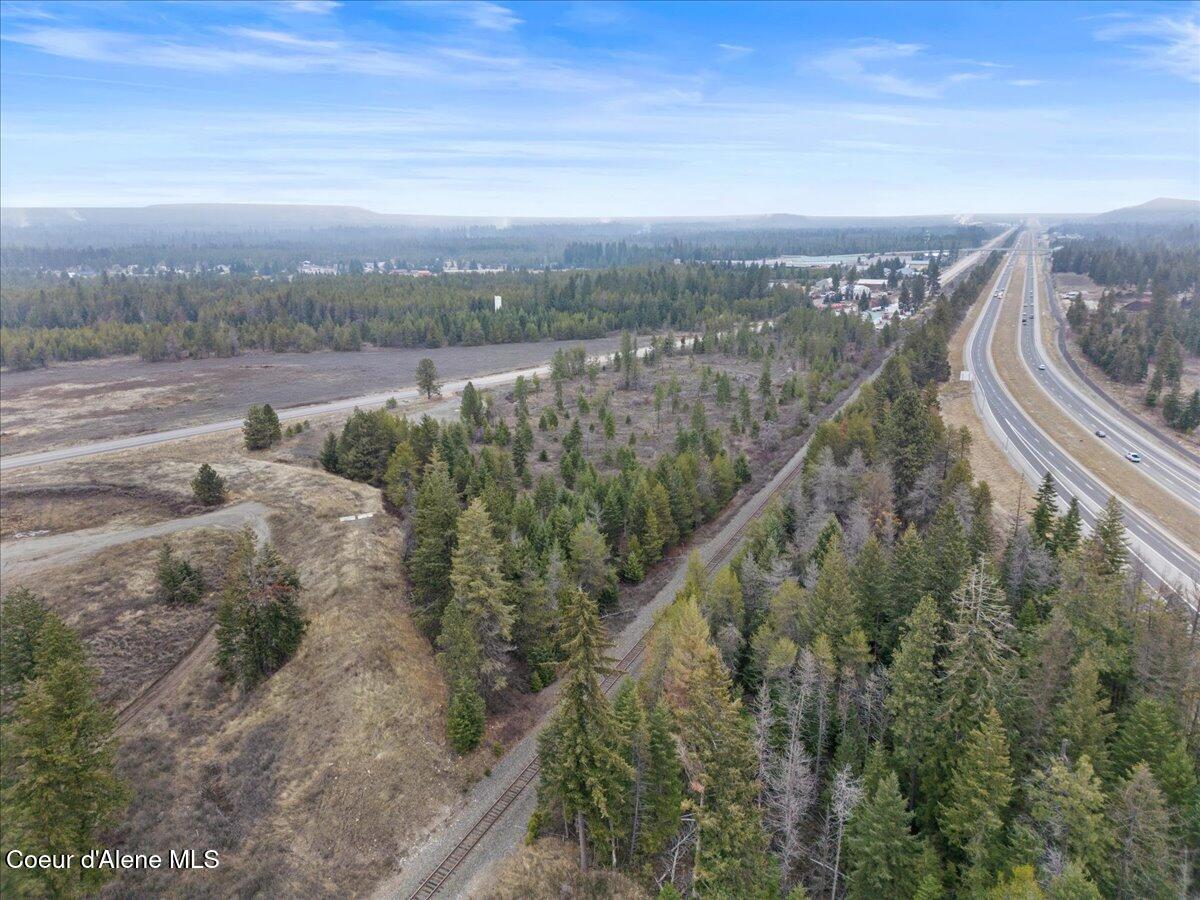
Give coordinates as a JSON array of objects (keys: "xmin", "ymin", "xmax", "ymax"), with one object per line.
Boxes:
[{"xmin": 1, "ymin": 500, "xmax": 270, "ymax": 581}]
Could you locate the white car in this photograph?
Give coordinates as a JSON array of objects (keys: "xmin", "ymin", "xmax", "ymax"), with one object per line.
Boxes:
[
  {"xmin": 1037, "ymin": 363, "xmax": 1046, "ymax": 371},
  {"xmin": 1125, "ymin": 451, "xmax": 1142, "ymax": 463}
]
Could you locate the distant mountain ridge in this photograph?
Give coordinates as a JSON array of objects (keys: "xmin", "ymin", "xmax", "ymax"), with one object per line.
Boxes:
[
  {"xmin": 1088, "ymin": 197, "xmax": 1200, "ymax": 225},
  {"xmin": 1, "ymin": 203, "xmax": 975, "ymax": 232},
  {"xmin": 2, "ymin": 199, "xmax": 1193, "ymax": 248}
]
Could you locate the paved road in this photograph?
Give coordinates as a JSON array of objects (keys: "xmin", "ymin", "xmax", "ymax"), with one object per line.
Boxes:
[
  {"xmin": 1020, "ymin": 236, "xmax": 1200, "ymax": 509},
  {"xmin": 0, "ymin": 501, "xmax": 270, "ymax": 581},
  {"xmin": 966, "ymin": 232, "xmax": 1199, "ymax": 592}
]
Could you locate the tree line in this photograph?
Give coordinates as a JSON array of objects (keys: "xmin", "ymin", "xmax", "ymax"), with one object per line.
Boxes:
[
  {"xmin": 2, "ymin": 264, "xmax": 798, "ymax": 369},
  {"xmin": 1052, "ymin": 230, "xmax": 1199, "ymax": 295}
]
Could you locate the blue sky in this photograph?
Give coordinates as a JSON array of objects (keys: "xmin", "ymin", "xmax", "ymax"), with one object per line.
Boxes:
[{"xmin": 1, "ymin": 0, "xmax": 1197, "ymax": 216}]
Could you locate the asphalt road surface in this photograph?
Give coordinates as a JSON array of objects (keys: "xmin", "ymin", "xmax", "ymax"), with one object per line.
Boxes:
[{"xmin": 966, "ymin": 232, "xmax": 1199, "ymax": 592}]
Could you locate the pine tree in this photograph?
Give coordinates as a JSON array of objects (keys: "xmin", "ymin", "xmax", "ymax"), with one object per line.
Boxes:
[
  {"xmin": 969, "ymin": 481, "xmax": 995, "ymax": 561},
  {"xmin": 941, "ymin": 566, "xmax": 1015, "ymax": 744},
  {"xmin": 1109, "ymin": 763, "xmax": 1179, "ymax": 900},
  {"xmin": 1031, "ymin": 472, "xmax": 1059, "ymax": 549},
  {"xmin": 438, "ymin": 599, "xmax": 485, "ymax": 753},
  {"xmin": 1111, "ymin": 698, "xmax": 1199, "ymax": 848},
  {"xmin": 535, "ymin": 587, "xmax": 630, "ymax": 868},
  {"xmin": 261, "ymin": 403, "xmax": 282, "ymax": 444},
  {"xmin": 939, "ymin": 706, "xmax": 1013, "ymax": 889},
  {"xmin": 613, "ymin": 680, "xmax": 649, "ymax": 862},
  {"xmin": 1092, "ymin": 496, "xmax": 1127, "ymax": 576},
  {"xmin": 845, "ymin": 770, "xmax": 921, "ymax": 899},
  {"xmin": 641, "ymin": 700, "xmax": 683, "ymax": 859},
  {"xmin": 887, "ymin": 389, "xmax": 934, "ymax": 500},
  {"xmin": 154, "ymin": 541, "xmax": 204, "ymax": 604},
  {"xmin": 408, "ymin": 452, "xmax": 460, "ymax": 623},
  {"xmin": 805, "ymin": 534, "xmax": 863, "ymax": 668},
  {"xmin": 416, "ymin": 357, "xmax": 440, "ymax": 398},
  {"xmin": 3, "ymin": 631, "xmax": 129, "ymax": 898},
  {"xmin": 191, "ymin": 462, "xmax": 227, "ymax": 505},
  {"xmin": 926, "ymin": 503, "xmax": 970, "ymax": 613},
  {"xmin": 1054, "ymin": 652, "xmax": 1114, "ymax": 778},
  {"xmin": 886, "ymin": 596, "xmax": 942, "ymax": 822},
  {"xmin": 570, "ymin": 518, "xmax": 615, "ymax": 607},
  {"xmin": 243, "ymin": 403, "xmax": 282, "ymax": 450},
  {"xmin": 1054, "ymin": 496, "xmax": 1082, "ymax": 554},
  {"xmin": 703, "ymin": 566, "xmax": 744, "ymax": 636},
  {"xmin": 0, "ymin": 587, "xmax": 54, "ymax": 707},
  {"xmin": 460, "ymin": 381, "xmax": 483, "ymax": 429},
  {"xmin": 1026, "ymin": 755, "xmax": 1113, "ymax": 888},
  {"xmin": 214, "ymin": 529, "xmax": 306, "ymax": 689},
  {"xmin": 888, "ymin": 525, "xmax": 929, "ymax": 641},
  {"xmin": 449, "ymin": 498, "xmax": 514, "ymax": 693},
  {"xmin": 1046, "ymin": 862, "xmax": 1101, "ymax": 900},
  {"xmin": 852, "ymin": 535, "xmax": 894, "ymax": 658}
]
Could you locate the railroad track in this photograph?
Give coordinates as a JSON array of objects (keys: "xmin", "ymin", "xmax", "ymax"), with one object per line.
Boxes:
[{"xmin": 404, "ymin": 243, "xmax": 1011, "ymax": 898}]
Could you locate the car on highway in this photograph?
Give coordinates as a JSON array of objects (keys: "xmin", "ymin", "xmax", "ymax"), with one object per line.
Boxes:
[
  {"xmin": 1125, "ymin": 451, "xmax": 1142, "ymax": 463},
  {"xmin": 1095, "ymin": 429, "xmax": 1107, "ymax": 438},
  {"xmin": 1037, "ymin": 363, "xmax": 1046, "ymax": 371}
]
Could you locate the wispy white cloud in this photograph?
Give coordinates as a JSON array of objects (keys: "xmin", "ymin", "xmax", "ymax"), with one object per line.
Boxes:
[
  {"xmin": 717, "ymin": 42, "xmax": 754, "ymax": 60},
  {"xmin": 812, "ymin": 40, "xmax": 955, "ymax": 98},
  {"xmin": 280, "ymin": 0, "xmax": 341, "ymax": 13},
  {"xmin": 1092, "ymin": 6, "xmax": 1200, "ymax": 82},
  {"xmin": 224, "ymin": 27, "xmax": 340, "ymax": 50},
  {"xmin": 2, "ymin": 22, "xmax": 636, "ymax": 92},
  {"xmin": 400, "ymin": 1, "xmax": 522, "ymax": 32},
  {"xmin": 1009, "ymin": 78, "xmax": 1043, "ymax": 87}
]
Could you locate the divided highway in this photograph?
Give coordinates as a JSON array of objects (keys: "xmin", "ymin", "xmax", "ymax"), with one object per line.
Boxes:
[
  {"xmin": 966, "ymin": 232, "xmax": 1200, "ymax": 592},
  {"xmin": 1021, "ymin": 237, "xmax": 1200, "ymax": 509}
]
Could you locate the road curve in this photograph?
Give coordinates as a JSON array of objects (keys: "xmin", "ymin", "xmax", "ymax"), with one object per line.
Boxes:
[
  {"xmin": 0, "ymin": 500, "xmax": 270, "ymax": 581},
  {"xmin": 966, "ymin": 232, "xmax": 1199, "ymax": 593}
]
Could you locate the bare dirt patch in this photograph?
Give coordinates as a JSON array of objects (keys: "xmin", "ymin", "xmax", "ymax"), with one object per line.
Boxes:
[
  {"xmin": 0, "ymin": 481, "xmax": 199, "ymax": 539},
  {"xmin": 995, "ymin": 258, "xmax": 1200, "ymax": 553}
]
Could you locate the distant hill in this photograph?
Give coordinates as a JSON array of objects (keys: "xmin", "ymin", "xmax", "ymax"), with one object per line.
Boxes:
[
  {"xmin": 0, "ymin": 202, "xmax": 973, "ymax": 235},
  {"xmin": 1089, "ymin": 197, "xmax": 1200, "ymax": 225}
]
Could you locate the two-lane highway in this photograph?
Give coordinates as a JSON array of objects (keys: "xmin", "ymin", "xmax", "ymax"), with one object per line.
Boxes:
[{"xmin": 966, "ymin": 232, "xmax": 1199, "ymax": 592}]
